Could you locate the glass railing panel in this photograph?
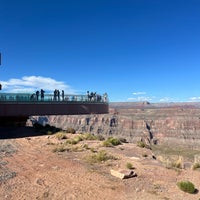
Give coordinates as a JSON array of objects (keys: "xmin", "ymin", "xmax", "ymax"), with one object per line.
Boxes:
[{"xmin": 0, "ymin": 93, "xmax": 108, "ymax": 103}]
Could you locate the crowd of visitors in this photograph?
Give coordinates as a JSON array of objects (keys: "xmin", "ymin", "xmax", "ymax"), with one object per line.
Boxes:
[
  {"xmin": 87, "ymin": 91, "xmax": 108, "ymax": 102},
  {"xmin": 31, "ymin": 89, "xmax": 45, "ymax": 101},
  {"xmin": 29, "ymin": 89, "xmax": 108, "ymax": 102}
]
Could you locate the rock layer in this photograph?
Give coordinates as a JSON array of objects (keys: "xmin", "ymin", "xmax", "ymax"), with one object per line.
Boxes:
[{"xmin": 27, "ymin": 103, "xmax": 200, "ymax": 148}]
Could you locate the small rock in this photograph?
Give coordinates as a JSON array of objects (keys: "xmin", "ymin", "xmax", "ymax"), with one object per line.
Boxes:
[{"xmin": 110, "ymin": 169, "xmax": 137, "ymax": 179}]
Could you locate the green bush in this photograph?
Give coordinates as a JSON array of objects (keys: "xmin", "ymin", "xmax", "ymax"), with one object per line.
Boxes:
[
  {"xmin": 102, "ymin": 137, "xmax": 121, "ymax": 147},
  {"xmin": 66, "ymin": 139, "xmax": 78, "ymax": 145},
  {"xmin": 83, "ymin": 133, "xmax": 97, "ymax": 140},
  {"xmin": 65, "ymin": 135, "xmax": 83, "ymax": 145},
  {"xmin": 86, "ymin": 150, "xmax": 116, "ymax": 163},
  {"xmin": 90, "ymin": 147, "xmax": 97, "ymax": 153},
  {"xmin": 102, "ymin": 140, "xmax": 113, "ymax": 147},
  {"xmin": 177, "ymin": 181, "xmax": 196, "ymax": 194},
  {"xmin": 172, "ymin": 160, "xmax": 182, "ymax": 169},
  {"xmin": 109, "ymin": 137, "xmax": 121, "ymax": 146},
  {"xmin": 192, "ymin": 163, "xmax": 200, "ymax": 170},
  {"xmin": 52, "ymin": 145, "xmax": 66, "ymax": 153},
  {"xmin": 55, "ymin": 132, "xmax": 67, "ymax": 140},
  {"xmin": 65, "ymin": 127, "xmax": 76, "ymax": 134},
  {"xmin": 126, "ymin": 162, "xmax": 134, "ymax": 169},
  {"xmin": 74, "ymin": 135, "xmax": 84, "ymax": 142},
  {"xmin": 82, "ymin": 144, "xmax": 89, "ymax": 150},
  {"xmin": 137, "ymin": 141, "xmax": 146, "ymax": 148}
]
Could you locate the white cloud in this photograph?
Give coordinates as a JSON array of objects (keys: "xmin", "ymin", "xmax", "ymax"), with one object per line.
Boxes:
[
  {"xmin": 159, "ymin": 97, "xmax": 173, "ymax": 102},
  {"xmin": 0, "ymin": 76, "xmax": 76, "ymax": 94},
  {"xmin": 128, "ymin": 91, "xmax": 154, "ymax": 102},
  {"xmin": 188, "ymin": 97, "xmax": 200, "ymax": 101},
  {"xmin": 128, "ymin": 96, "xmax": 153, "ymax": 102},
  {"xmin": 132, "ymin": 91, "xmax": 146, "ymax": 95}
]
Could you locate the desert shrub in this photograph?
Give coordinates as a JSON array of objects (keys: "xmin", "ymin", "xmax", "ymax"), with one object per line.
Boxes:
[
  {"xmin": 102, "ymin": 137, "xmax": 121, "ymax": 147},
  {"xmin": 60, "ymin": 143, "xmax": 86, "ymax": 152},
  {"xmin": 82, "ymin": 144, "xmax": 89, "ymax": 150},
  {"xmin": 192, "ymin": 163, "xmax": 200, "ymax": 170},
  {"xmin": 70, "ymin": 145, "xmax": 85, "ymax": 152},
  {"xmin": 126, "ymin": 162, "xmax": 134, "ymax": 169},
  {"xmin": 65, "ymin": 135, "xmax": 84, "ymax": 145},
  {"xmin": 83, "ymin": 133, "xmax": 97, "ymax": 140},
  {"xmin": 102, "ymin": 140, "xmax": 113, "ymax": 147},
  {"xmin": 137, "ymin": 141, "xmax": 146, "ymax": 148},
  {"xmin": 54, "ymin": 143, "xmax": 87, "ymax": 153},
  {"xmin": 164, "ymin": 156, "xmax": 184, "ymax": 169},
  {"xmin": 90, "ymin": 147, "xmax": 97, "ymax": 153},
  {"xmin": 52, "ymin": 145, "xmax": 66, "ymax": 153},
  {"xmin": 86, "ymin": 150, "xmax": 116, "ymax": 163},
  {"xmin": 55, "ymin": 132, "xmax": 67, "ymax": 140},
  {"xmin": 65, "ymin": 127, "xmax": 76, "ymax": 134},
  {"xmin": 177, "ymin": 181, "xmax": 196, "ymax": 194},
  {"xmin": 109, "ymin": 137, "xmax": 121, "ymax": 146},
  {"xmin": 137, "ymin": 141, "xmax": 151, "ymax": 149},
  {"xmin": 171, "ymin": 160, "xmax": 182, "ymax": 169},
  {"xmin": 74, "ymin": 135, "xmax": 84, "ymax": 142},
  {"xmin": 68, "ymin": 136, "xmax": 81, "ymax": 144},
  {"xmin": 66, "ymin": 139, "xmax": 78, "ymax": 145}
]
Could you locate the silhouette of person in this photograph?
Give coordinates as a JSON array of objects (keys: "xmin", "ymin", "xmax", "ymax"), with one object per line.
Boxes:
[
  {"xmin": 54, "ymin": 89, "xmax": 57, "ymax": 101},
  {"xmin": 36, "ymin": 91, "xmax": 39, "ymax": 101},
  {"xmin": 62, "ymin": 90, "xmax": 64, "ymax": 101},
  {"xmin": 41, "ymin": 89, "xmax": 45, "ymax": 101},
  {"xmin": 30, "ymin": 93, "xmax": 35, "ymax": 101},
  {"xmin": 57, "ymin": 90, "xmax": 60, "ymax": 101}
]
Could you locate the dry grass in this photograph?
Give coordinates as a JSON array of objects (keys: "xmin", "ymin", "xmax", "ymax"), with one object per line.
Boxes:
[{"xmin": 85, "ymin": 150, "xmax": 117, "ymax": 164}]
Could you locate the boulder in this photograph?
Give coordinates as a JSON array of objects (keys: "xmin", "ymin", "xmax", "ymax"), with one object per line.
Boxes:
[{"xmin": 110, "ymin": 169, "xmax": 137, "ymax": 179}]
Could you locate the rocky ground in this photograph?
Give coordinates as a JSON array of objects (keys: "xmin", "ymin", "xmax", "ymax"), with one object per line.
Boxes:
[{"xmin": 1, "ymin": 127, "xmax": 200, "ymax": 200}]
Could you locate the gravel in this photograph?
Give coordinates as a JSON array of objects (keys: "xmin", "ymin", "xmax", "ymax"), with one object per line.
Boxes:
[{"xmin": 0, "ymin": 140, "xmax": 17, "ymax": 183}]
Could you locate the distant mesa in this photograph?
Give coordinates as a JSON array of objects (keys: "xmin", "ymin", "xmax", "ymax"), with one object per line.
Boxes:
[
  {"xmin": 142, "ymin": 101, "xmax": 150, "ymax": 105},
  {"xmin": 109, "ymin": 101, "xmax": 200, "ymax": 109},
  {"xmin": 109, "ymin": 101, "xmax": 151, "ymax": 109}
]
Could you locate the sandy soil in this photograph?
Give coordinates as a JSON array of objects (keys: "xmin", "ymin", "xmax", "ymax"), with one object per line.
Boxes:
[{"xmin": 1, "ymin": 130, "xmax": 200, "ymax": 200}]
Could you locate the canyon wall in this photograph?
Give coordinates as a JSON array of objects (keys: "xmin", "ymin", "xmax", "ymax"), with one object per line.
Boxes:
[{"xmin": 27, "ymin": 104, "xmax": 200, "ymax": 148}]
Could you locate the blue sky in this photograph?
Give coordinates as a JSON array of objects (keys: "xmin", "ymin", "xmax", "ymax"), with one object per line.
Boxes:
[{"xmin": 0, "ymin": 0, "xmax": 200, "ymax": 102}]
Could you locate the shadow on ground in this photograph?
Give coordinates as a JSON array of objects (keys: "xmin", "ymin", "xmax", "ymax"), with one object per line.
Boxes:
[{"xmin": 0, "ymin": 127, "xmax": 45, "ymax": 139}]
